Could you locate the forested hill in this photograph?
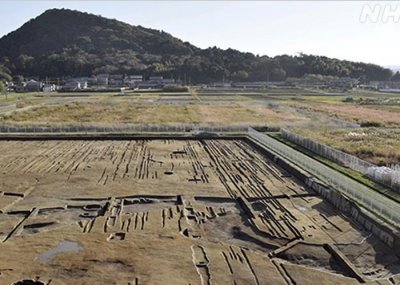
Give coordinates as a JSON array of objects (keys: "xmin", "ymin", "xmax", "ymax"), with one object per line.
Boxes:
[{"xmin": 0, "ymin": 8, "xmax": 393, "ymax": 82}]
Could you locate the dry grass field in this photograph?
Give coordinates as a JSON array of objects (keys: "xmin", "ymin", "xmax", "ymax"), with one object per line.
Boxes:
[
  {"xmin": 282, "ymin": 91, "xmax": 400, "ymax": 128},
  {"xmin": 0, "ymin": 138, "xmax": 398, "ymax": 284},
  {"xmin": 0, "ymin": 88, "xmax": 399, "ymax": 166},
  {"xmin": 1, "ymin": 101, "xmax": 309, "ymax": 126},
  {"xmin": 292, "ymin": 128, "xmax": 400, "ymax": 165},
  {"xmin": 294, "ymin": 102, "xmax": 400, "ymax": 127}
]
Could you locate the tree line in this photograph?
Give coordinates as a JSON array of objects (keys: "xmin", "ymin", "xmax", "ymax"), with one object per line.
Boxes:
[{"xmin": 1, "ymin": 52, "xmax": 395, "ymax": 84}]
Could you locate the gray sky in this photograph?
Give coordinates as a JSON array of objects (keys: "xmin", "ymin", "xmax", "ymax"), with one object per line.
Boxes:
[{"xmin": 0, "ymin": 1, "xmax": 399, "ymax": 66}]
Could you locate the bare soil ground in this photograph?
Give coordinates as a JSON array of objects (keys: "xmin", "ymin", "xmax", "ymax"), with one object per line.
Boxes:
[{"xmin": 0, "ymin": 139, "xmax": 398, "ymax": 285}]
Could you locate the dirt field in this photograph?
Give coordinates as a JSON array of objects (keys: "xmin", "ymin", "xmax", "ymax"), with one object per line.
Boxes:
[{"xmin": 0, "ymin": 139, "xmax": 399, "ymax": 285}]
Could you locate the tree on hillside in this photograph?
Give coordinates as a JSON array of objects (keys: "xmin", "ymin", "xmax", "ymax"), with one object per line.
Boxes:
[
  {"xmin": 13, "ymin": 75, "xmax": 24, "ymax": 84},
  {"xmin": 231, "ymin": 70, "xmax": 249, "ymax": 81},
  {"xmin": 271, "ymin": 68, "xmax": 287, "ymax": 81},
  {"xmin": 274, "ymin": 55, "xmax": 304, "ymax": 78},
  {"xmin": 255, "ymin": 57, "xmax": 279, "ymax": 82},
  {"xmin": 15, "ymin": 54, "xmax": 35, "ymax": 71},
  {"xmin": 0, "ymin": 65, "xmax": 11, "ymax": 100},
  {"xmin": 0, "ymin": 64, "xmax": 12, "ymax": 82}
]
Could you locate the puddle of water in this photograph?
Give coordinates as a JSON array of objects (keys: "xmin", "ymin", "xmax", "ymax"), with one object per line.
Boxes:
[{"xmin": 36, "ymin": 240, "xmax": 83, "ymax": 263}]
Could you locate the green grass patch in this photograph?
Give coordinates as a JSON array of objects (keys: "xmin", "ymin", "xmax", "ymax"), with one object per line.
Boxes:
[{"xmin": 270, "ymin": 133, "xmax": 400, "ymax": 204}]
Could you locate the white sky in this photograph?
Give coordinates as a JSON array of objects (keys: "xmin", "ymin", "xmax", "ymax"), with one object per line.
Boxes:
[{"xmin": 0, "ymin": 1, "xmax": 399, "ymax": 66}]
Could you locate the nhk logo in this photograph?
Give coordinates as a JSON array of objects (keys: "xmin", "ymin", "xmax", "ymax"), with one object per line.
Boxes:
[{"xmin": 360, "ymin": 4, "xmax": 400, "ymax": 23}]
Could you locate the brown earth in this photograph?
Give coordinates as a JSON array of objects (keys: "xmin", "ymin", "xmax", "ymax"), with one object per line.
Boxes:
[{"xmin": 0, "ymin": 139, "xmax": 399, "ymax": 284}]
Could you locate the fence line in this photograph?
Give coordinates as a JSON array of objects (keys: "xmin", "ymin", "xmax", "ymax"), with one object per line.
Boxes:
[
  {"xmin": 0, "ymin": 122, "xmax": 249, "ymax": 134},
  {"xmin": 247, "ymin": 127, "xmax": 400, "ymax": 225},
  {"xmin": 280, "ymin": 129, "xmax": 400, "ymax": 192}
]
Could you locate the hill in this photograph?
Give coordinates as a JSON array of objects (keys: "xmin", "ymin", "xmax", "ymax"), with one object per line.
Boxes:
[{"xmin": 0, "ymin": 9, "xmax": 394, "ymax": 82}]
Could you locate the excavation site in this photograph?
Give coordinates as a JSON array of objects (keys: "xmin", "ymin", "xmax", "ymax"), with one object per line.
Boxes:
[{"xmin": 0, "ymin": 137, "xmax": 399, "ymax": 285}]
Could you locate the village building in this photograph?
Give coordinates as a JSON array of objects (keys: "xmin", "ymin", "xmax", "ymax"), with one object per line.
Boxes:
[
  {"xmin": 96, "ymin": 74, "xmax": 109, "ymax": 86},
  {"xmin": 62, "ymin": 79, "xmax": 85, "ymax": 91},
  {"xmin": 42, "ymin": 84, "xmax": 56, "ymax": 92},
  {"xmin": 124, "ymin": 75, "xmax": 143, "ymax": 87},
  {"xmin": 109, "ymin": 74, "xmax": 124, "ymax": 86},
  {"xmin": 25, "ymin": 79, "xmax": 42, "ymax": 92}
]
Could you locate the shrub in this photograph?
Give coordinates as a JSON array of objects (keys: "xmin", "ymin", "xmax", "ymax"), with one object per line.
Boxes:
[
  {"xmin": 342, "ymin": 96, "xmax": 353, "ymax": 103},
  {"xmin": 162, "ymin": 85, "xmax": 189, "ymax": 92},
  {"xmin": 16, "ymin": 102, "xmax": 25, "ymax": 108},
  {"xmin": 360, "ymin": 121, "xmax": 382, "ymax": 127}
]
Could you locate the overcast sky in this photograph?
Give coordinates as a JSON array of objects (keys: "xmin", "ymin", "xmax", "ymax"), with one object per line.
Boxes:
[{"xmin": 0, "ymin": 1, "xmax": 399, "ymax": 67}]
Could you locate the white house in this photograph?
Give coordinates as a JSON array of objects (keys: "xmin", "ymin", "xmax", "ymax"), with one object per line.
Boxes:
[
  {"xmin": 96, "ymin": 74, "xmax": 109, "ymax": 86},
  {"xmin": 42, "ymin": 84, "xmax": 56, "ymax": 92},
  {"xmin": 124, "ymin": 75, "xmax": 143, "ymax": 86}
]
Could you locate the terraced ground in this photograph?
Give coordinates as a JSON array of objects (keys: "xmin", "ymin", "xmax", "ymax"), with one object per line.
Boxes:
[{"xmin": 0, "ymin": 139, "xmax": 399, "ymax": 285}]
